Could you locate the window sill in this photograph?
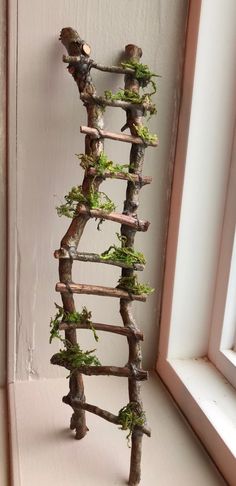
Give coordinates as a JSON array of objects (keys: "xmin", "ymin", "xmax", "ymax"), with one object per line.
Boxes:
[
  {"xmin": 7, "ymin": 372, "xmax": 225, "ymax": 486},
  {"xmin": 157, "ymin": 358, "xmax": 236, "ymax": 485}
]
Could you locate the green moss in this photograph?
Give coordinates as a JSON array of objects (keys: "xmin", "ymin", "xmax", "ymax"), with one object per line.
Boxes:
[
  {"xmin": 134, "ymin": 124, "xmax": 158, "ymax": 144},
  {"xmin": 78, "ymin": 152, "xmax": 130, "ymax": 178},
  {"xmin": 55, "ymin": 342, "xmax": 101, "ymax": 377},
  {"xmin": 88, "ymin": 189, "xmax": 116, "ymax": 213},
  {"xmin": 118, "ymin": 402, "xmax": 146, "ymax": 446},
  {"xmin": 56, "ymin": 186, "xmax": 86, "ymax": 218},
  {"xmin": 104, "ymin": 89, "xmax": 156, "ymax": 115},
  {"xmin": 104, "ymin": 60, "xmax": 159, "ymax": 115},
  {"xmin": 100, "ymin": 233, "xmax": 146, "ymax": 266},
  {"xmin": 56, "ymin": 184, "xmax": 116, "ymax": 218},
  {"xmin": 49, "ymin": 305, "xmax": 63, "ymax": 343},
  {"xmin": 121, "ymin": 60, "xmax": 160, "ymax": 87},
  {"xmin": 49, "ymin": 305, "xmax": 98, "ymax": 343},
  {"xmin": 104, "ymin": 89, "xmax": 144, "ymax": 104},
  {"xmin": 117, "ymin": 275, "xmax": 154, "ymax": 296}
]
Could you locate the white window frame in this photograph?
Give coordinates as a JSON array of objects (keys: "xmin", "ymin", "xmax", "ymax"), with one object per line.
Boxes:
[
  {"xmin": 156, "ymin": 1, "xmax": 236, "ymax": 484},
  {"xmin": 208, "ymin": 135, "xmax": 236, "ymax": 387}
]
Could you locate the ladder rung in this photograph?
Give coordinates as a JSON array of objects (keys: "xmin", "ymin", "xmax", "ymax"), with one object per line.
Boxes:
[
  {"xmin": 54, "ymin": 250, "xmax": 145, "ymax": 271},
  {"xmin": 86, "ymin": 167, "xmax": 152, "ymax": 185},
  {"xmin": 63, "ymin": 397, "xmax": 151, "ymax": 437},
  {"xmin": 77, "ymin": 205, "xmax": 150, "ymax": 231},
  {"xmin": 80, "ymin": 93, "xmax": 155, "ymax": 113},
  {"xmin": 80, "ymin": 126, "xmax": 158, "ymax": 147},
  {"xmin": 50, "ymin": 356, "xmax": 148, "ymax": 381},
  {"xmin": 56, "ymin": 282, "xmax": 147, "ymax": 302},
  {"xmin": 58, "ymin": 321, "xmax": 144, "ymax": 340},
  {"xmin": 63, "ymin": 55, "xmax": 138, "ymax": 76}
]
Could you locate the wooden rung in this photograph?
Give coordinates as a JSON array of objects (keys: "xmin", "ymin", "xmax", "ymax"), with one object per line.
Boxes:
[
  {"xmin": 80, "ymin": 93, "xmax": 155, "ymax": 113},
  {"xmin": 58, "ymin": 321, "xmax": 144, "ymax": 340},
  {"xmin": 50, "ymin": 355, "xmax": 148, "ymax": 381},
  {"xmin": 63, "ymin": 397, "xmax": 151, "ymax": 437},
  {"xmin": 56, "ymin": 282, "xmax": 147, "ymax": 302},
  {"xmin": 86, "ymin": 167, "xmax": 152, "ymax": 185},
  {"xmin": 63, "ymin": 55, "xmax": 137, "ymax": 76},
  {"xmin": 77, "ymin": 205, "xmax": 150, "ymax": 231},
  {"xmin": 54, "ymin": 250, "xmax": 145, "ymax": 271},
  {"xmin": 80, "ymin": 126, "xmax": 158, "ymax": 147}
]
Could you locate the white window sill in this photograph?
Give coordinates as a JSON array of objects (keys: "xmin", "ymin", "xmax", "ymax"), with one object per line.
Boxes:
[
  {"xmin": 157, "ymin": 358, "xmax": 236, "ymax": 484},
  {"xmin": 6, "ymin": 372, "xmax": 225, "ymax": 486}
]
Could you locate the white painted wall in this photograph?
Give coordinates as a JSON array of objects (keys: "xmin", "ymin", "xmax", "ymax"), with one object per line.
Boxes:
[{"xmin": 8, "ymin": 0, "xmax": 188, "ymax": 381}]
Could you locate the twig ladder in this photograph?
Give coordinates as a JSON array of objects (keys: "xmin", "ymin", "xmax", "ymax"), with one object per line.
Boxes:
[{"xmin": 50, "ymin": 27, "xmax": 158, "ymax": 486}]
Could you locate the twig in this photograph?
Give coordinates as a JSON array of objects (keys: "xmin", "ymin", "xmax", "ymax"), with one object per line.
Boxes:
[
  {"xmin": 76, "ymin": 205, "xmax": 150, "ymax": 231},
  {"xmin": 80, "ymin": 93, "xmax": 155, "ymax": 113},
  {"xmin": 62, "ymin": 54, "xmax": 136, "ymax": 76},
  {"xmin": 70, "ymin": 400, "xmax": 151, "ymax": 437},
  {"xmin": 56, "ymin": 282, "xmax": 147, "ymax": 302},
  {"xmin": 54, "ymin": 250, "xmax": 144, "ymax": 270},
  {"xmin": 50, "ymin": 357, "xmax": 148, "ymax": 381},
  {"xmin": 86, "ymin": 167, "xmax": 152, "ymax": 185},
  {"xmin": 58, "ymin": 321, "xmax": 144, "ymax": 340},
  {"xmin": 80, "ymin": 125, "xmax": 158, "ymax": 146}
]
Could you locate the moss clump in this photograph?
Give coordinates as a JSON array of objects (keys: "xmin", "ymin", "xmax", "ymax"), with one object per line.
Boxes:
[
  {"xmin": 134, "ymin": 124, "xmax": 158, "ymax": 144},
  {"xmin": 55, "ymin": 342, "xmax": 101, "ymax": 377},
  {"xmin": 78, "ymin": 152, "xmax": 129, "ymax": 178},
  {"xmin": 105, "ymin": 89, "xmax": 144, "ymax": 104},
  {"xmin": 88, "ymin": 189, "xmax": 116, "ymax": 213},
  {"xmin": 118, "ymin": 402, "xmax": 146, "ymax": 446},
  {"xmin": 56, "ymin": 186, "xmax": 86, "ymax": 218},
  {"xmin": 121, "ymin": 60, "xmax": 160, "ymax": 90},
  {"xmin": 117, "ymin": 275, "xmax": 154, "ymax": 296},
  {"xmin": 104, "ymin": 60, "xmax": 159, "ymax": 116},
  {"xmin": 100, "ymin": 234, "xmax": 146, "ymax": 267},
  {"xmin": 104, "ymin": 89, "xmax": 156, "ymax": 115},
  {"xmin": 49, "ymin": 305, "xmax": 98, "ymax": 343},
  {"xmin": 56, "ymin": 185, "xmax": 116, "ymax": 218}
]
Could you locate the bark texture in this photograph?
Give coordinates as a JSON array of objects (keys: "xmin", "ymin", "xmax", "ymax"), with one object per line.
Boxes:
[
  {"xmin": 54, "ymin": 249, "xmax": 145, "ymax": 271},
  {"xmin": 56, "ymin": 282, "xmax": 147, "ymax": 302},
  {"xmin": 58, "ymin": 28, "xmax": 104, "ymax": 440},
  {"xmin": 118, "ymin": 44, "xmax": 150, "ymax": 486},
  {"xmin": 58, "ymin": 321, "xmax": 143, "ymax": 340},
  {"xmin": 80, "ymin": 125, "xmax": 158, "ymax": 146}
]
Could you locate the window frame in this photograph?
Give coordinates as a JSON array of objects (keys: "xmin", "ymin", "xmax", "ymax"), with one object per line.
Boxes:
[
  {"xmin": 208, "ymin": 132, "xmax": 236, "ymax": 387},
  {"xmin": 156, "ymin": 1, "xmax": 236, "ymax": 484}
]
